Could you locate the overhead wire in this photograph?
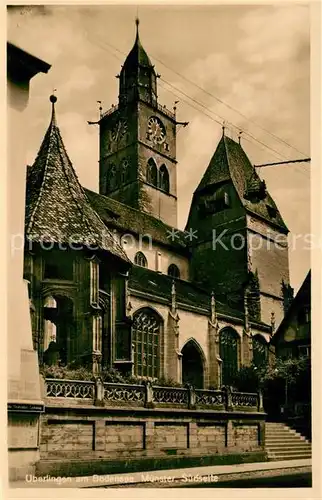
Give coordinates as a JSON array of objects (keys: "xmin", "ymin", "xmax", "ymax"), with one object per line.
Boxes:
[{"xmin": 83, "ymin": 31, "xmax": 310, "ymax": 178}]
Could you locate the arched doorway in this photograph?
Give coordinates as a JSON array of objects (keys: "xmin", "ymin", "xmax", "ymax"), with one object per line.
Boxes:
[{"xmin": 181, "ymin": 340, "xmax": 204, "ymax": 389}]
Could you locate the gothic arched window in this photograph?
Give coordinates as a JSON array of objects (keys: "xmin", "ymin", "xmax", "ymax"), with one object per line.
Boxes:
[
  {"xmin": 159, "ymin": 164, "xmax": 170, "ymax": 193},
  {"xmin": 253, "ymin": 335, "xmax": 268, "ymax": 368},
  {"xmin": 132, "ymin": 308, "xmax": 162, "ymax": 377},
  {"xmin": 219, "ymin": 328, "xmax": 239, "ymax": 386},
  {"xmin": 146, "ymin": 158, "xmax": 158, "ymax": 187},
  {"xmin": 134, "ymin": 251, "xmax": 148, "ymax": 268},
  {"xmin": 167, "ymin": 264, "xmax": 180, "ymax": 279},
  {"xmin": 121, "ymin": 158, "xmax": 130, "ymax": 184}
]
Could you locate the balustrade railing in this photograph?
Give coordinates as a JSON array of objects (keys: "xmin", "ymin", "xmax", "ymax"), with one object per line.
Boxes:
[
  {"xmin": 153, "ymin": 386, "xmax": 189, "ymax": 406},
  {"xmin": 44, "ymin": 378, "xmax": 261, "ymax": 412},
  {"xmin": 195, "ymin": 389, "xmax": 225, "ymax": 407},
  {"xmin": 103, "ymin": 382, "xmax": 145, "ymax": 406},
  {"xmin": 45, "ymin": 378, "xmax": 95, "ymax": 399},
  {"xmin": 231, "ymin": 391, "xmax": 259, "ymax": 408}
]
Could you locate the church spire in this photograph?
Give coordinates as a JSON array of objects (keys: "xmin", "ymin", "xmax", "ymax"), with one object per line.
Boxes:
[{"xmin": 118, "ymin": 19, "xmax": 157, "ymax": 106}]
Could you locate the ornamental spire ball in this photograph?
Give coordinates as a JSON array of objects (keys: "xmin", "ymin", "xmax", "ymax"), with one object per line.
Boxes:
[{"xmin": 50, "ymin": 94, "xmax": 57, "ymax": 104}]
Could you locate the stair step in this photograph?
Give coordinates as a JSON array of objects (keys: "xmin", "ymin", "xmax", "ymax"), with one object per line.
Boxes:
[
  {"xmin": 266, "ymin": 443, "xmax": 311, "ymax": 449},
  {"xmin": 268, "ymin": 452, "xmax": 312, "ymax": 460},
  {"xmin": 267, "ymin": 449, "xmax": 312, "ymax": 456}
]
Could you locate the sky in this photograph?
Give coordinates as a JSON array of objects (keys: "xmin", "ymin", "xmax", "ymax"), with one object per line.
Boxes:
[{"xmin": 7, "ymin": 4, "xmax": 310, "ymax": 292}]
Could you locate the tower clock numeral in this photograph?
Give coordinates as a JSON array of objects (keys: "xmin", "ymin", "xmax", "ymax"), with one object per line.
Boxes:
[
  {"xmin": 111, "ymin": 119, "xmax": 128, "ymax": 142},
  {"xmin": 147, "ymin": 116, "xmax": 166, "ymax": 145}
]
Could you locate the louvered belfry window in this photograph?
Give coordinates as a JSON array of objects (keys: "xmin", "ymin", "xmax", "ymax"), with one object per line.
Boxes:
[
  {"xmin": 132, "ymin": 308, "xmax": 161, "ymax": 378},
  {"xmin": 219, "ymin": 328, "xmax": 239, "ymax": 386}
]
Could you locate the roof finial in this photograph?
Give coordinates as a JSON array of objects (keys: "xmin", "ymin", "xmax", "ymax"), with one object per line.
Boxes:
[
  {"xmin": 135, "ymin": 16, "xmax": 140, "ymax": 39},
  {"xmin": 238, "ymin": 130, "xmax": 243, "ymax": 145},
  {"xmin": 222, "ymin": 120, "xmax": 226, "ymax": 136},
  {"xmin": 49, "ymin": 90, "xmax": 57, "ymax": 124}
]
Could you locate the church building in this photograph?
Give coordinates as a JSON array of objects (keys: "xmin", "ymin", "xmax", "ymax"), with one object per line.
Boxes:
[{"xmin": 24, "ymin": 20, "xmax": 292, "ymax": 389}]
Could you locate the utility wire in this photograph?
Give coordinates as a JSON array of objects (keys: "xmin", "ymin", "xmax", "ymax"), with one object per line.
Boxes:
[
  {"xmin": 84, "ymin": 32, "xmax": 310, "ymax": 178},
  {"xmin": 152, "ymin": 54, "xmax": 309, "ymax": 158},
  {"xmin": 85, "ymin": 31, "xmax": 308, "ymax": 159},
  {"xmin": 85, "ymin": 32, "xmax": 286, "ymax": 161},
  {"xmin": 254, "ymin": 158, "xmax": 311, "ymax": 168}
]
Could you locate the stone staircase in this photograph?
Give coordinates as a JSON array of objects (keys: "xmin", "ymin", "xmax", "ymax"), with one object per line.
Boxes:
[{"xmin": 265, "ymin": 422, "xmax": 312, "ymax": 461}]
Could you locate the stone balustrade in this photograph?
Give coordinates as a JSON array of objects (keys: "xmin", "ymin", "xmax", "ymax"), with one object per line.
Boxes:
[{"xmin": 44, "ymin": 378, "xmax": 263, "ymax": 412}]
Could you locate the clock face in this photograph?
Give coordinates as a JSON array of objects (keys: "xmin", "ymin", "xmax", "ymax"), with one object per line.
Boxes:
[
  {"xmin": 148, "ymin": 116, "xmax": 166, "ymax": 144},
  {"xmin": 111, "ymin": 119, "xmax": 128, "ymax": 142}
]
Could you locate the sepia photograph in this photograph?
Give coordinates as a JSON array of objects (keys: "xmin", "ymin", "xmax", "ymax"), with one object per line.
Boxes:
[{"xmin": 6, "ymin": 2, "xmax": 313, "ymax": 492}]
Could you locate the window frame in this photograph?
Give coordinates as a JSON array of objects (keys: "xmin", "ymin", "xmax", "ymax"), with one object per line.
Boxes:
[{"xmin": 134, "ymin": 251, "xmax": 148, "ymax": 268}]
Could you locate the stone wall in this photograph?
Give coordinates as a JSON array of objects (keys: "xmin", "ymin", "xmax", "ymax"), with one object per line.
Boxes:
[{"xmin": 38, "ymin": 403, "xmax": 265, "ymax": 464}]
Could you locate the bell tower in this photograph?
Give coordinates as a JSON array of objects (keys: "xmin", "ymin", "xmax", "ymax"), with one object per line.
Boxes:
[{"xmin": 99, "ymin": 19, "xmax": 179, "ymax": 227}]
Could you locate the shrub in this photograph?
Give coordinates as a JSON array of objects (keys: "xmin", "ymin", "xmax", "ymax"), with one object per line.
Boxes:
[{"xmin": 40, "ymin": 364, "xmax": 94, "ymax": 381}]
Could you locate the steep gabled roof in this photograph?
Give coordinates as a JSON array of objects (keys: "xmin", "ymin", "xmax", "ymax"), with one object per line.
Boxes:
[
  {"xmin": 272, "ymin": 270, "xmax": 311, "ymax": 344},
  {"xmin": 85, "ymin": 188, "xmax": 188, "ymax": 251},
  {"xmin": 25, "ymin": 97, "xmax": 130, "ymax": 264},
  {"xmin": 194, "ymin": 135, "xmax": 288, "ymax": 232}
]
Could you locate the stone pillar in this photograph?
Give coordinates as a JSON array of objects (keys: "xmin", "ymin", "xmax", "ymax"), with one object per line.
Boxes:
[
  {"xmin": 188, "ymin": 422, "xmax": 198, "ymax": 449},
  {"xmin": 7, "ymin": 42, "xmax": 50, "ymax": 481},
  {"xmin": 208, "ymin": 321, "xmax": 219, "ymax": 388},
  {"xmin": 166, "ymin": 281, "xmax": 180, "ymax": 382},
  {"xmin": 94, "ymin": 420, "xmax": 106, "ymax": 452}
]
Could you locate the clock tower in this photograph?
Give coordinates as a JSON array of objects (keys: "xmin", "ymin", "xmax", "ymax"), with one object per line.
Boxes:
[{"xmin": 99, "ymin": 19, "xmax": 178, "ymax": 227}]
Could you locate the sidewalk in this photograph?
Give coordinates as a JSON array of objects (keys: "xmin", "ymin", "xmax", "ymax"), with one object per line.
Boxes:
[{"xmin": 10, "ymin": 458, "xmax": 312, "ymax": 489}]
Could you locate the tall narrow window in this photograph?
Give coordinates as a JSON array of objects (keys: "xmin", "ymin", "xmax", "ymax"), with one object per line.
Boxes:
[
  {"xmin": 109, "ymin": 164, "xmax": 117, "ymax": 191},
  {"xmin": 90, "ymin": 259, "xmax": 99, "ymax": 305},
  {"xmin": 159, "ymin": 164, "xmax": 170, "ymax": 193},
  {"xmin": 121, "ymin": 158, "xmax": 129, "ymax": 184},
  {"xmin": 219, "ymin": 328, "xmax": 239, "ymax": 386},
  {"xmin": 253, "ymin": 335, "xmax": 268, "ymax": 368},
  {"xmin": 168, "ymin": 264, "xmax": 180, "ymax": 279},
  {"xmin": 132, "ymin": 308, "xmax": 162, "ymax": 378},
  {"xmin": 146, "ymin": 158, "xmax": 158, "ymax": 187},
  {"xmin": 134, "ymin": 251, "xmax": 147, "ymax": 268}
]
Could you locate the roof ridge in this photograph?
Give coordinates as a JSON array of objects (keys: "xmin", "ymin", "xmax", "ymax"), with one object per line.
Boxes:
[{"xmin": 86, "ymin": 188, "xmax": 185, "ymax": 234}]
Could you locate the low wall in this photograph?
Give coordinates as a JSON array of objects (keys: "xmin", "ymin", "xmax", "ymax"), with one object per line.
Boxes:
[{"xmin": 36, "ymin": 379, "xmax": 266, "ymax": 476}]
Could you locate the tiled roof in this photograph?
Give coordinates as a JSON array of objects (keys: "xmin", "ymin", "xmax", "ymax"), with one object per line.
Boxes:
[
  {"xmin": 195, "ymin": 135, "xmax": 288, "ymax": 232},
  {"xmin": 25, "ymin": 99, "xmax": 130, "ymax": 264},
  {"xmin": 128, "ymin": 265, "xmax": 245, "ymax": 319},
  {"xmin": 85, "ymin": 189, "xmax": 188, "ymax": 251},
  {"xmin": 272, "ymin": 270, "xmax": 311, "ymax": 343}
]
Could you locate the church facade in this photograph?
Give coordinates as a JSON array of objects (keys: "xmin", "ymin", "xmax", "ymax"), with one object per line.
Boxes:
[{"xmin": 24, "ymin": 21, "xmax": 293, "ymax": 389}]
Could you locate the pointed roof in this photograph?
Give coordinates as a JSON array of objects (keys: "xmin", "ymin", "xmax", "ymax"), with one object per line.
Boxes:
[
  {"xmin": 25, "ymin": 96, "xmax": 130, "ymax": 264},
  {"xmin": 121, "ymin": 18, "xmax": 154, "ymax": 73},
  {"xmin": 194, "ymin": 135, "xmax": 288, "ymax": 232}
]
